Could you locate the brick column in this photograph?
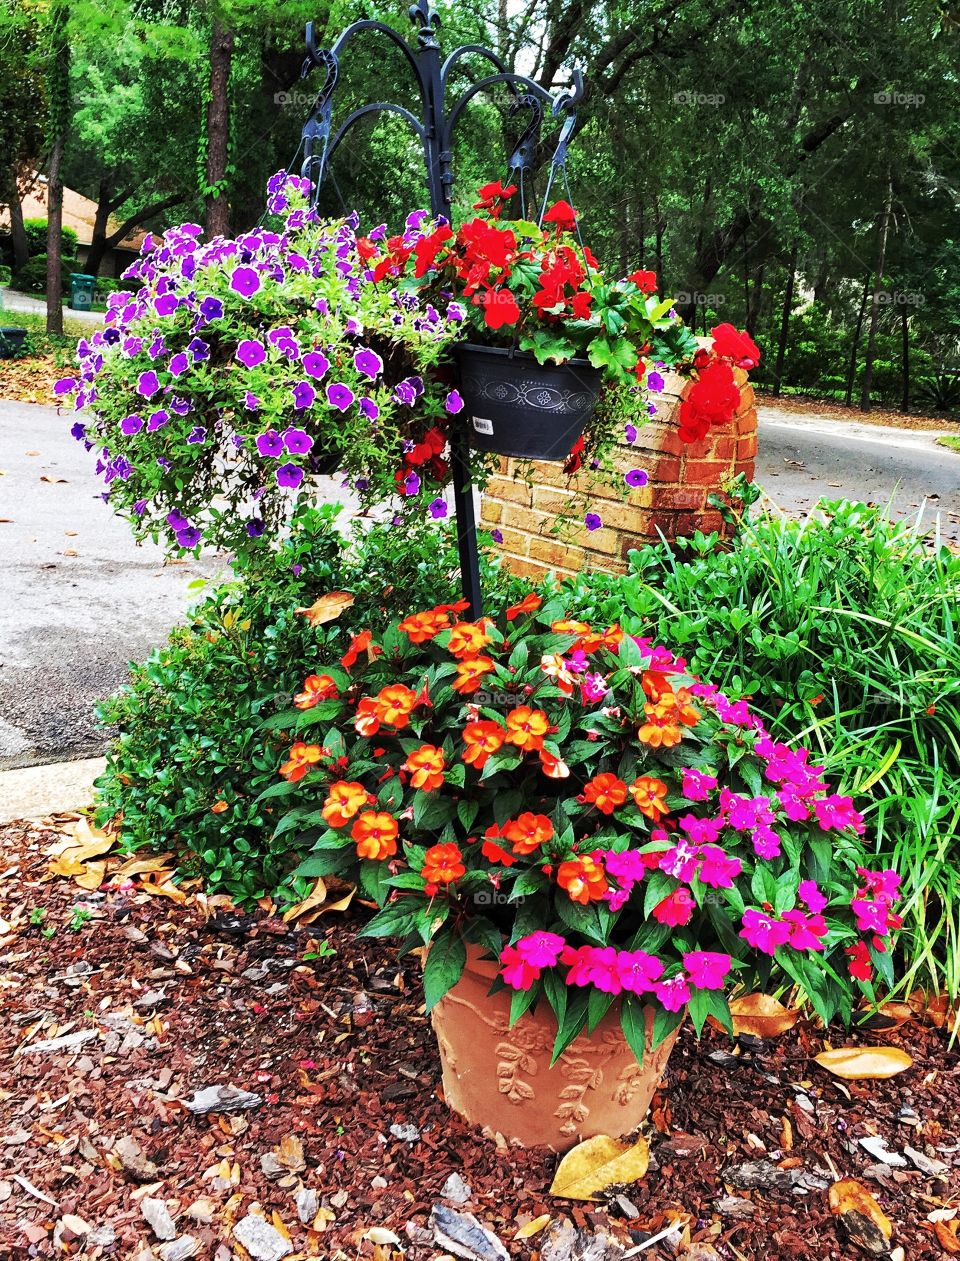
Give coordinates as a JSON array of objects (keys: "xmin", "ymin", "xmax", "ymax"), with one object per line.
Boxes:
[{"xmin": 480, "ymin": 364, "xmax": 756, "ymax": 582}]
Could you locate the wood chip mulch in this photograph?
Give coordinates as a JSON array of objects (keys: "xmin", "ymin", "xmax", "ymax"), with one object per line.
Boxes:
[{"xmin": 1, "ymin": 819, "xmax": 958, "ymax": 1261}]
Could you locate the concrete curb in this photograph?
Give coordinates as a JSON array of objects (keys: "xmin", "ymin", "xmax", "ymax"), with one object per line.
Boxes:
[{"xmin": 0, "ymin": 756, "xmax": 105, "ymax": 823}]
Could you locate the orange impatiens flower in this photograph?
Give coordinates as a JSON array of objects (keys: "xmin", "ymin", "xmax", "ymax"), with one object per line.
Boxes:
[
  {"xmin": 502, "ymin": 811, "xmax": 554, "ymax": 855},
  {"xmin": 504, "ymin": 705, "xmax": 551, "ymax": 752},
  {"xmin": 551, "ymin": 618, "xmax": 591, "ymax": 635},
  {"xmin": 539, "ymin": 749, "xmax": 570, "ymax": 779},
  {"xmin": 402, "ymin": 744, "xmax": 446, "ymax": 791},
  {"xmin": 446, "ymin": 620, "xmax": 493, "ymax": 659},
  {"xmin": 638, "ymin": 688, "xmax": 700, "ymax": 748},
  {"xmin": 578, "ymin": 624, "xmax": 625, "ymax": 654},
  {"xmin": 294, "ymin": 673, "xmax": 340, "ymax": 709},
  {"xmin": 481, "ymin": 824, "xmax": 516, "ymax": 866},
  {"xmin": 629, "ymin": 775, "xmax": 670, "ymax": 822},
  {"xmin": 540, "ymin": 653, "xmax": 576, "ymax": 695},
  {"xmin": 583, "ymin": 772, "xmax": 628, "ymax": 815},
  {"xmin": 351, "ymin": 811, "xmax": 399, "ymax": 861},
  {"xmin": 505, "ymin": 593, "xmax": 542, "ymax": 621},
  {"xmin": 421, "ymin": 842, "xmax": 466, "ymax": 891},
  {"xmin": 556, "ymin": 854, "xmax": 609, "ymax": 905},
  {"xmin": 398, "ymin": 608, "xmax": 450, "ymax": 643},
  {"xmin": 341, "ymin": 629, "xmax": 381, "ymax": 670},
  {"xmin": 375, "ymin": 683, "xmax": 419, "ymax": 728},
  {"xmin": 211, "ymin": 799, "xmax": 229, "ymax": 814},
  {"xmin": 462, "ymin": 720, "xmax": 505, "ymax": 770},
  {"xmin": 354, "ymin": 696, "xmax": 381, "ymax": 736},
  {"xmin": 279, "ymin": 742, "xmax": 325, "ymax": 783},
  {"xmin": 452, "ymin": 656, "xmax": 496, "ymax": 694},
  {"xmin": 322, "ymin": 780, "xmax": 369, "ymax": 827}
]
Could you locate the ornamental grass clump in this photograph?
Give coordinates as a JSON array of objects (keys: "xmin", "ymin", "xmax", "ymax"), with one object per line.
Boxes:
[{"xmin": 272, "ymin": 592, "xmax": 900, "ymax": 1061}]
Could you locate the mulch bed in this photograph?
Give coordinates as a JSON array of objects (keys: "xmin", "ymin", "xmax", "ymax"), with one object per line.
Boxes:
[{"xmin": 1, "ymin": 818, "xmax": 958, "ymax": 1260}]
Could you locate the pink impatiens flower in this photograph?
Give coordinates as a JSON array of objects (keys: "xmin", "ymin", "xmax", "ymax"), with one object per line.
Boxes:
[
  {"xmin": 616, "ymin": 950, "xmax": 665, "ymax": 994},
  {"xmin": 798, "ymin": 879, "xmax": 828, "ymax": 914},
  {"xmin": 781, "ymin": 909, "xmax": 828, "ymax": 951},
  {"xmin": 515, "ymin": 931, "xmax": 565, "ymax": 969},
  {"xmin": 739, "ymin": 909, "xmax": 791, "ymax": 955},
  {"xmin": 498, "ymin": 944, "xmax": 539, "ymax": 990},
  {"xmin": 654, "ymin": 975, "xmax": 691, "ymax": 1012},
  {"xmin": 681, "ymin": 768, "xmax": 718, "ymax": 801},
  {"xmin": 652, "ymin": 888, "xmax": 694, "ymax": 927},
  {"xmin": 683, "ymin": 950, "xmax": 732, "ymax": 990},
  {"xmin": 814, "ymin": 794, "xmax": 866, "ymax": 835},
  {"xmin": 697, "ymin": 845, "xmax": 742, "ymax": 888}
]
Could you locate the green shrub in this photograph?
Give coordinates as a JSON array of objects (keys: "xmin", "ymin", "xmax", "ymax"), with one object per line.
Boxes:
[
  {"xmin": 562, "ymin": 500, "xmax": 960, "ymax": 997},
  {"xmin": 94, "ymin": 508, "xmax": 527, "ymax": 903},
  {"xmin": 23, "ymin": 218, "xmax": 78, "ymax": 262},
  {"xmin": 11, "ymin": 253, "xmax": 71, "ymax": 295}
]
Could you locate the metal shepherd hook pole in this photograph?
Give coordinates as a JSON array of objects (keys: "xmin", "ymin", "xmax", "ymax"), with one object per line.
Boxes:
[{"xmin": 298, "ymin": 0, "xmax": 584, "ymax": 618}]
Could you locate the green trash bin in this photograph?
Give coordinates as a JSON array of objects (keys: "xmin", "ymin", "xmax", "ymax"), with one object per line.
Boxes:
[{"xmin": 69, "ymin": 273, "xmax": 96, "ymax": 311}]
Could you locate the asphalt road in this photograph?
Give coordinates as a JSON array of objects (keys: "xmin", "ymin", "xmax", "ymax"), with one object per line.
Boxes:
[{"xmin": 0, "ymin": 398, "xmax": 958, "ymax": 770}]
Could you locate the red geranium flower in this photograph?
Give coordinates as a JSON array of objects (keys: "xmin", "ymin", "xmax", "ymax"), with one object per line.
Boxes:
[
  {"xmin": 627, "ymin": 269, "xmax": 658, "ymax": 293},
  {"xmin": 542, "ymin": 200, "xmax": 578, "ymax": 232},
  {"xmin": 711, "ymin": 322, "xmax": 761, "ymax": 369}
]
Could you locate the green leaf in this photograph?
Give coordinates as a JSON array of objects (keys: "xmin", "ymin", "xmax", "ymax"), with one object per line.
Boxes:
[
  {"xmin": 550, "ymin": 992, "xmax": 589, "ymax": 1065},
  {"xmin": 292, "ymin": 848, "xmax": 354, "ymax": 879},
  {"xmin": 587, "ymin": 987, "xmax": 616, "ymax": 1034},
  {"xmin": 651, "ymin": 1005, "xmax": 684, "ymax": 1050},
  {"xmin": 422, "ymin": 929, "xmax": 467, "ymax": 1012},
  {"xmin": 359, "ymin": 859, "xmax": 391, "ymax": 906},
  {"xmin": 509, "ymin": 982, "xmax": 540, "ymax": 1026},
  {"xmin": 620, "ymin": 994, "xmax": 648, "ymax": 1065}
]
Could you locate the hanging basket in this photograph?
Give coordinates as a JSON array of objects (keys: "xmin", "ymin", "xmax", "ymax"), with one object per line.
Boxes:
[{"xmin": 454, "ymin": 343, "xmax": 603, "ymax": 461}]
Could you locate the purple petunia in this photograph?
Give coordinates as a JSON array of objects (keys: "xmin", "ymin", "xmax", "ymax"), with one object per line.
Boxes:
[
  {"xmin": 584, "ymin": 512, "xmax": 603, "ymax": 531},
  {"xmin": 230, "ymin": 266, "xmax": 261, "ymax": 297},
  {"xmin": 444, "ymin": 389, "xmax": 464, "ymax": 414},
  {"xmin": 132, "ymin": 499, "xmax": 147, "ymax": 515},
  {"xmin": 187, "ymin": 426, "xmax": 207, "ymax": 444},
  {"xmin": 154, "ymin": 294, "xmax": 178, "ymax": 317},
  {"xmin": 624, "ymin": 423, "xmax": 638, "ymax": 443},
  {"xmin": 490, "ymin": 528, "xmax": 504, "ymax": 544},
  {"xmin": 353, "ymin": 347, "xmax": 383, "ymax": 379},
  {"xmin": 358, "ymin": 397, "xmax": 380, "ymax": 422},
  {"xmin": 292, "ymin": 381, "xmax": 316, "ymax": 410},
  {"xmin": 176, "ymin": 526, "xmax": 202, "ymax": 548},
  {"xmin": 147, "ymin": 409, "xmax": 169, "ymax": 432},
  {"xmin": 168, "ymin": 352, "xmax": 189, "ymax": 377},
  {"xmin": 167, "ymin": 509, "xmax": 190, "ymax": 530},
  {"xmin": 256, "ymin": 430, "xmax": 284, "ymax": 458},
  {"xmin": 302, "ymin": 350, "xmax": 329, "ymax": 379},
  {"xmin": 244, "ymin": 391, "xmax": 260, "ymax": 410},
  {"xmin": 282, "ymin": 427, "xmax": 314, "ymax": 455},
  {"xmin": 646, "ymin": 370, "xmax": 665, "ymax": 393},
  {"xmin": 402, "ymin": 470, "xmax": 420, "ymax": 496},
  {"xmin": 236, "ymin": 339, "xmax": 267, "ymax": 368},
  {"xmin": 136, "ymin": 370, "xmax": 160, "ymax": 398},
  {"xmin": 326, "ymin": 382, "xmax": 354, "ymax": 412},
  {"xmin": 54, "ymin": 377, "xmax": 76, "ymax": 397},
  {"xmin": 276, "ymin": 463, "xmax": 304, "ymax": 489},
  {"xmin": 246, "ymin": 518, "xmax": 266, "ymax": 538},
  {"xmin": 428, "ymin": 497, "xmax": 448, "ymax": 519},
  {"xmin": 625, "ymin": 468, "xmax": 649, "ymax": 488},
  {"xmin": 120, "ymin": 414, "xmax": 144, "ymax": 436},
  {"xmin": 394, "ymin": 376, "xmax": 424, "ymax": 406},
  {"xmin": 70, "ymin": 422, "xmax": 86, "ymax": 441},
  {"xmin": 187, "ymin": 338, "xmax": 209, "ymax": 362},
  {"xmin": 199, "ymin": 296, "xmax": 224, "ymax": 322}
]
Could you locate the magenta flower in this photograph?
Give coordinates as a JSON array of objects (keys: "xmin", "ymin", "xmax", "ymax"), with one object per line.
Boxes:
[
  {"xmin": 652, "ymin": 888, "xmax": 694, "ymax": 926},
  {"xmin": 154, "ymin": 293, "xmax": 178, "ymax": 317},
  {"xmin": 358, "ymin": 397, "xmax": 380, "ymax": 422},
  {"xmin": 256, "ymin": 430, "xmax": 284, "ymax": 458},
  {"xmin": 236, "ymin": 339, "xmax": 267, "ymax": 368},
  {"xmin": 353, "ymin": 347, "xmax": 383, "ymax": 378},
  {"xmin": 696, "ymin": 845, "xmax": 742, "ymax": 889},
  {"xmin": 54, "ymin": 377, "xmax": 76, "ymax": 396},
  {"xmin": 428, "ymin": 497, "xmax": 448, "ymax": 519},
  {"xmin": 560, "ymin": 944, "xmax": 597, "ymax": 987},
  {"xmin": 292, "ymin": 381, "xmax": 317, "ymax": 410},
  {"xmin": 276, "ymin": 463, "xmax": 304, "ymax": 489},
  {"xmin": 402, "ymin": 470, "xmax": 420, "ymax": 496},
  {"xmin": 625, "ymin": 468, "xmax": 648, "ymax": 488},
  {"xmin": 851, "ymin": 898, "xmax": 889, "ymax": 935},
  {"xmin": 798, "ymin": 879, "xmax": 828, "ymax": 914},
  {"xmin": 498, "ymin": 943, "xmax": 539, "ymax": 990},
  {"xmin": 282, "ymin": 427, "xmax": 314, "ymax": 455},
  {"xmin": 302, "ymin": 350, "xmax": 330, "ymax": 379},
  {"xmin": 813, "ymin": 794, "xmax": 865, "ymax": 835},
  {"xmin": 647, "ymin": 370, "xmax": 665, "ymax": 392},
  {"xmin": 782, "ymin": 909, "xmax": 828, "ymax": 951},
  {"xmin": 147, "ymin": 409, "xmax": 169, "ymax": 432},
  {"xmin": 120, "ymin": 414, "xmax": 144, "ymax": 436},
  {"xmin": 326, "ymin": 382, "xmax": 355, "ymax": 412},
  {"xmin": 168, "ymin": 352, "xmax": 189, "ymax": 377},
  {"xmin": 653, "ymin": 975, "xmax": 691, "ymax": 1012},
  {"xmin": 624, "ymin": 423, "xmax": 638, "ymax": 443},
  {"xmin": 615, "ymin": 949, "xmax": 664, "ymax": 994},
  {"xmin": 580, "ymin": 672, "xmax": 607, "ymax": 704},
  {"xmin": 739, "ymin": 909, "xmax": 791, "ymax": 956},
  {"xmin": 244, "ymin": 391, "xmax": 261, "ymax": 410},
  {"xmin": 230, "ymin": 266, "xmax": 261, "ymax": 297},
  {"xmin": 584, "ymin": 512, "xmax": 602, "ymax": 531},
  {"xmin": 515, "ymin": 931, "xmax": 565, "ymax": 969},
  {"xmin": 683, "ymin": 951, "xmax": 731, "ymax": 990},
  {"xmin": 444, "ymin": 389, "xmax": 464, "ymax": 414},
  {"xmin": 751, "ymin": 826, "xmax": 782, "ymax": 860},
  {"xmin": 136, "ymin": 370, "xmax": 160, "ymax": 397},
  {"xmin": 681, "ymin": 768, "xmax": 718, "ymax": 801}
]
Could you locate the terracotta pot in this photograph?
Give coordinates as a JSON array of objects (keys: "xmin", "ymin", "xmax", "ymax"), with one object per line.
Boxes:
[{"xmin": 430, "ymin": 945, "xmax": 679, "ymax": 1150}]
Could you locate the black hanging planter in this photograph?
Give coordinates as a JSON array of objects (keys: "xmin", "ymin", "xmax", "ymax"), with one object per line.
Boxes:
[{"xmin": 454, "ymin": 343, "xmax": 603, "ymax": 461}]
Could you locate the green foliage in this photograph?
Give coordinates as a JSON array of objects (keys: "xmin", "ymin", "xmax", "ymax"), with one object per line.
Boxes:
[
  {"xmin": 562, "ymin": 500, "xmax": 960, "ymax": 995},
  {"xmin": 11, "ymin": 253, "xmax": 71, "ymax": 295},
  {"xmin": 93, "ymin": 509, "xmax": 525, "ymax": 903}
]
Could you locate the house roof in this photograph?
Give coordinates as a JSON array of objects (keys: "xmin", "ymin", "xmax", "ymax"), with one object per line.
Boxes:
[{"xmin": 0, "ymin": 177, "xmax": 148, "ymax": 254}]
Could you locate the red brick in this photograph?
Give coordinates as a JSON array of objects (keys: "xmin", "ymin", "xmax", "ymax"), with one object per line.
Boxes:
[
  {"xmin": 737, "ymin": 406, "xmax": 758, "ymax": 435},
  {"xmin": 737, "ymin": 434, "xmax": 758, "ymax": 460},
  {"xmin": 711, "ymin": 435, "xmax": 736, "ymax": 461},
  {"xmin": 650, "ymin": 455, "xmax": 683, "ymax": 483},
  {"xmin": 734, "ymin": 384, "xmax": 755, "ymax": 413},
  {"xmin": 734, "ymin": 460, "xmax": 755, "ymax": 480},
  {"xmin": 657, "ymin": 428, "xmax": 688, "ymax": 457},
  {"xmin": 653, "ymin": 486, "xmax": 708, "ymax": 511},
  {"xmin": 683, "ymin": 459, "xmax": 732, "ymax": 487}
]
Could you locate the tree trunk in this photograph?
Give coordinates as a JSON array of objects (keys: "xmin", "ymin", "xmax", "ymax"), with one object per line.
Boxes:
[
  {"xmin": 6, "ymin": 173, "xmax": 29, "ymax": 273},
  {"xmin": 747, "ymin": 259, "xmax": 765, "ymax": 337},
  {"xmin": 845, "ymin": 272, "xmax": 871, "ymax": 407},
  {"xmin": 45, "ymin": 0, "xmax": 70, "ymax": 335},
  {"xmin": 204, "ymin": 19, "xmax": 235, "ymax": 239},
  {"xmin": 84, "ymin": 179, "xmax": 114, "ymax": 278},
  {"xmin": 773, "ymin": 244, "xmax": 798, "ymax": 397},
  {"xmin": 860, "ymin": 171, "xmax": 893, "ymax": 411},
  {"xmin": 653, "ymin": 196, "xmax": 664, "ymax": 293},
  {"xmin": 900, "ymin": 303, "xmax": 910, "ymax": 413}
]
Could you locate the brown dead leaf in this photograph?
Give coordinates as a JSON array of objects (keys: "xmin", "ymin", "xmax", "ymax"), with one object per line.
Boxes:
[
  {"xmin": 934, "ymin": 1219, "xmax": 960, "ymax": 1255},
  {"xmin": 53, "ymin": 818, "xmax": 116, "ymax": 863},
  {"xmin": 829, "ymin": 1179, "xmax": 892, "ymax": 1239},
  {"xmin": 728, "ymin": 993, "xmax": 799, "ymax": 1038},
  {"xmin": 815, "ymin": 1047, "xmax": 912, "ymax": 1080},
  {"xmin": 908, "ymin": 989, "xmax": 959, "ymax": 1030},
  {"xmin": 296, "ymin": 591, "xmax": 355, "ymax": 626},
  {"xmin": 549, "ymin": 1134, "xmax": 649, "ymax": 1201},
  {"xmin": 40, "ymin": 475, "xmax": 68, "ymax": 483},
  {"xmin": 282, "ymin": 877, "xmax": 327, "ymax": 922},
  {"xmin": 515, "ymin": 1215, "xmax": 551, "ymax": 1239},
  {"xmin": 138, "ymin": 877, "xmax": 188, "ymax": 905},
  {"xmin": 274, "ymin": 1135, "xmax": 305, "ymax": 1173},
  {"xmin": 112, "ymin": 854, "xmax": 177, "ymax": 880}
]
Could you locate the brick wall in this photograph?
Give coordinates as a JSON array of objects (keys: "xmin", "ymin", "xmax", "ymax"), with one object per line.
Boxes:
[{"xmin": 480, "ymin": 364, "xmax": 756, "ymax": 582}]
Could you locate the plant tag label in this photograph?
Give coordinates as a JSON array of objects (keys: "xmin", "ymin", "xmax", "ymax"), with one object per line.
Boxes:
[{"xmin": 472, "ymin": 416, "xmax": 494, "ymax": 435}]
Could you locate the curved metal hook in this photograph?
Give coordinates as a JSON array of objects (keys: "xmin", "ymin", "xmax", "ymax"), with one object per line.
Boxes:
[{"xmin": 506, "ymin": 93, "xmax": 543, "ymax": 176}]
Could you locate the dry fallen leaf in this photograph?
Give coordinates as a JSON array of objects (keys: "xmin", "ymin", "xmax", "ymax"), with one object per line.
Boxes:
[
  {"xmin": 934, "ymin": 1218, "xmax": 960, "ymax": 1255},
  {"xmin": 363, "ymin": 1227, "xmax": 402, "ymax": 1246},
  {"xmin": 515, "ymin": 1215, "xmax": 551, "ymax": 1239},
  {"xmin": 274, "ymin": 1134, "xmax": 305, "ymax": 1173},
  {"xmin": 40, "ymin": 475, "xmax": 68, "ymax": 483},
  {"xmin": 296, "ymin": 591, "xmax": 355, "ymax": 626},
  {"xmin": 829, "ymin": 1178, "xmax": 892, "ymax": 1239},
  {"xmin": 549, "ymin": 1134, "xmax": 650, "ymax": 1201},
  {"xmin": 138, "ymin": 877, "xmax": 189, "ymax": 905},
  {"xmin": 908, "ymin": 988, "xmax": 959, "ymax": 1030},
  {"xmin": 281, "ymin": 877, "xmax": 327, "ymax": 922},
  {"xmin": 728, "ymin": 993, "xmax": 799, "ymax": 1038},
  {"xmin": 815, "ymin": 1047, "xmax": 913, "ymax": 1080}
]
